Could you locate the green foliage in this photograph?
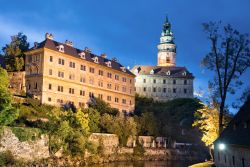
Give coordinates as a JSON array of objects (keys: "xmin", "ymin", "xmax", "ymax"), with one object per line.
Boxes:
[
  {"xmin": 89, "ymin": 98, "xmax": 119, "ymax": 116},
  {"xmin": 11, "ymin": 127, "xmax": 43, "ymax": 142},
  {"xmin": 2, "ymin": 32, "xmax": 29, "ymax": 71},
  {"xmin": 0, "ymin": 67, "xmax": 19, "ymax": 126},
  {"xmin": 47, "ymin": 108, "xmax": 90, "ymax": 156},
  {"xmin": 0, "ymin": 150, "xmax": 15, "ymax": 166},
  {"xmin": 135, "ymin": 95, "xmax": 203, "ymax": 142},
  {"xmin": 101, "ymin": 114, "xmax": 137, "ymax": 146},
  {"xmin": 135, "ymin": 112, "xmax": 158, "ymax": 136},
  {"xmin": 82, "ymin": 108, "xmax": 101, "ymax": 133}
]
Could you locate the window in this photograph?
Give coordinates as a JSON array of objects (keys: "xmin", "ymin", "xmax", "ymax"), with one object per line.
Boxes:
[
  {"xmin": 122, "ymin": 77, "xmax": 126, "ymax": 82},
  {"xmin": 130, "ymin": 100, "xmax": 132, "ymax": 105},
  {"xmin": 107, "ymin": 96, "xmax": 111, "ymax": 101},
  {"xmin": 115, "ymin": 85, "xmax": 119, "ymax": 91},
  {"xmin": 163, "ymin": 88, "xmax": 166, "ymax": 93},
  {"xmin": 153, "ymin": 87, "xmax": 156, "ymax": 92},
  {"xmin": 99, "ymin": 70, "xmax": 104, "ymax": 76},
  {"xmin": 184, "ymin": 80, "xmax": 187, "ymax": 85},
  {"xmin": 115, "ymin": 75, "xmax": 119, "ymax": 80},
  {"xmin": 163, "ymin": 79, "xmax": 166, "ymax": 84},
  {"xmin": 58, "ymin": 71, "xmax": 64, "ymax": 78},
  {"xmin": 143, "ymin": 87, "xmax": 146, "ymax": 92},
  {"xmin": 58, "ymin": 58, "xmax": 64, "ymax": 65},
  {"xmin": 69, "ymin": 62, "xmax": 76, "ymax": 68},
  {"xmin": 79, "ymin": 102, "xmax": 84, "ymax": 108},
  {"xmin": 89, "ymin": 78, "xmax": 94, "ymax": 85},
  {"xmin": 224, "ymin": 155, "xmax": 227, "ymax": 164},
  {"xmin": 173, "ymin": 88, "xmax": 176, "ymax": 93},
  {"xmin": 98, "ymin": 94, "xmax": 103, "ymax": 99},
  {"xmin": 166, "ymin": 57, "xmax": 170, "ymax": 63},
  {"xmin": 69, "ymin": 74, "xmax": 75, "ymax": 80},
  {"xmin": 58, "ymin": 86, "xmax": 63, "ymax": 92},
  {"xmin": 122, "ymin": 86, "xmax": 126, "ymax": 92},
  {"xmin": 184, "ymin": 89, "xmax": 187, "ymax": 94},
  {"xmin": 48, "ymin": 84, "xmax": 52, "ymax": 90},
  {"xmin": 122, "ymin": 99, "xmax": 126, "ymax": 104},
  {"xmin": 48, "ymin": 97, "xmax": 51, "ymax": 102},
  {"xmin": 143, "ymin": 79, "xmax": 146, "ymax": 83},
  {"xmin": 173, "ymin": 80, "xmax": 176, "ymax": 84},
  {"xmin": 34, "ymin": 82, "xmax": 38, "ymax": 89},
  {"xmin": 81, "ymin": 65, "xmax": 86, "ymax": 71},
  {"xmin": 115, "ymin": 97, "xmax": 119, "ymax": 103},
  {"xmin": 89, "ymin": 67, "xmax": 95, "ymax": 73},
  {"xmin": 107, "ymin": 83, "xmax": 112, "ymax": 89},
  {"xmin": 130, "ymin": 79, "xmax": 132, "ymax": 84},
  {"xmin": 107, "ymin": 72, "xmax": 112, "ymax": 78},
  {"xmin": 49, "ymin": 69, "xmax": 53, "ymax": 75},
  {"xmin": 57, "ymin": 99, "xmax": 63, "ymax": 104},
  {"xmin": 57, "ymin": 45, "xmax": 64, "ymax": 52},
  {"xmin": 49, "ymin": 56, "xmax": 53, "ymax": 62},
  {"xmin": 89, "ymin": 92, "xmax": 94, "ymax": 98},
  {"xmin": 80, "ymin": 76, "xmax": 85, "ymax": 83},
  {"xmin": 98, "ymin": 81, "xmax": 103, "ymax": 87},
  {"xmin": 80, "ymin": 90, "xmax": 85, "ymax": 96},
  {"xmin": 153, "ymin": 79, "xmax": 156, "ymax": 84},
  {"xmin": 69, "ymin": 88, "xmax": 75, "ymax": 94}
]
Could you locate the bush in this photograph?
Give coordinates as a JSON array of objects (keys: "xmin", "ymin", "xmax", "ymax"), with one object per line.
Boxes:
[
  {"xmin": 0, "ymin": 150, "xmax": 15, "ymax": 166},
  {"xmin": 133, "ymin": 140, "xmax": 145, "ymax": 156},
  {"xmin": 11, "ymin": 127, "xmax": 43, "ymax": 142}
]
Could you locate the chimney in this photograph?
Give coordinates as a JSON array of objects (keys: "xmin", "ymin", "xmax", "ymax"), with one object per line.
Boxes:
[
  {"xmin": 84, "ymin": 47, "xmax": 92, "ymax": 53},
  {"xmin": 112, "ymin": 57, "xmax": 118, "ymax": 62},
  {"xmin": 45, "ymin": 33, "xmax": 54, "ymax": 40},
  {"xmin": 65, "ymin": 40, "xmax": 73, "ymax": 47},
  {"xmin": 34, "ymin": 42, "xmax": 38, "ymax": 48},
  {"xmin": 101, "ymin": 53, "xmax": 107, "ymax": 59}
]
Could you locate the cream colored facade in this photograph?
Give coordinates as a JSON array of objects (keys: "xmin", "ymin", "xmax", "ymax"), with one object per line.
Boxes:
[
  {"xmin": 25, "ymin": 36, "xmax": 135, "ymax": 112},
  {"xmin": 132, "ymin": 16, "xmax": 194, "ymax": 101}
]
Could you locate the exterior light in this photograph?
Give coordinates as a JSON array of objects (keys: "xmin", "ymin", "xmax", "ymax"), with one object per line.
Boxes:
[{"xmin": 218, "ymin": 143, "xmax": 225, "ymax": 150}]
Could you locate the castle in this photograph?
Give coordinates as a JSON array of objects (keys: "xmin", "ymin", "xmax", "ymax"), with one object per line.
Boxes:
[
  {"xmin": 131, "ymin": 16, "xmax": 194, "ymax": 101},
  {"xmin": 24, "ymin": 33, "xmax": 135, "ymax": 112}
]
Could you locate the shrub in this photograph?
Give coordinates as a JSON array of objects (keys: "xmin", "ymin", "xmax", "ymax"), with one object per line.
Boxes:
[
  {"xmin": 11, "ymin": 127, "xmax": 43, "ymax": 142},
  {"xmin": 0, "ymin": 150, "xmax": 15, "ymax": 166}
]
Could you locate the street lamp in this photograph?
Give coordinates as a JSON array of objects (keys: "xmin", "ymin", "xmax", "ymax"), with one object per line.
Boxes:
[{"xmin": 218, "ymin": 143, "xmax": 225, "ymax": 150}]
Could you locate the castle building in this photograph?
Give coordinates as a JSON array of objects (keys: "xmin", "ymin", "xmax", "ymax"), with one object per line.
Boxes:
[
  {"xmin": 24, "ymin": 33, "xmax": 135, "ymax": 112},
  {"xmin": 131, "ymin": 17, "xmax": 194, "ymax": 101}
]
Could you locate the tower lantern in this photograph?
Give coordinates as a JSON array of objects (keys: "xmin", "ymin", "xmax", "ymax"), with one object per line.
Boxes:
[{"xmin": 157, "ymin": 16, "xmax": 176, "ymax": 67}]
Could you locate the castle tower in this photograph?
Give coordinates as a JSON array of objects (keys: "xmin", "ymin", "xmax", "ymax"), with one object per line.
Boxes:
[{"xmin": 157, "ymin": 16, "xmax": 176, "ymax": 67}]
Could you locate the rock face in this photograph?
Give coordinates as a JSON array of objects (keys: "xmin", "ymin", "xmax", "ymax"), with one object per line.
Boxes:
[{"xmin": 0, "ymin": 128, "xmax": 49, "ymax": 160}]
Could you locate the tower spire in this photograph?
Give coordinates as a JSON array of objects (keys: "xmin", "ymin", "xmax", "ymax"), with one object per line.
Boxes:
[{"xmin": 157, "ymin": 15, "xmax": 176, "ymax": 67}]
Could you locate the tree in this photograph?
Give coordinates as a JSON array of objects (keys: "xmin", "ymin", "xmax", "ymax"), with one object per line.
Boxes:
[
  {"xmin": 2, "ymin": 32, "xmax": 29, "ymax": 71},
  {"xmin": 0, "ymin": 67, "xmax": 19, "ymax": 125},
  {"xmin": 82, "ymin": 108, "xmax": 101, "ymax": 133},
  {"xmin": 47, "ymin": 108, "xmax": 90, "ymax": 156},
  {"xmin": 202, "ymin": 22, "xmax": 250, "ymax": 134},
  {"xmin": 88, "ymin": 97, "xmax": 118, "ymax": 116},
  {"xmin": 100, "ymin": 114, "xmax": 137, "ymax": 146},
  {"xmin": 193, "ymin": 101, "xmax": 232, "ymax": 160},
  {"xmin": 135, "ymin": 112, "xmax": 158, "ymax": 136}
]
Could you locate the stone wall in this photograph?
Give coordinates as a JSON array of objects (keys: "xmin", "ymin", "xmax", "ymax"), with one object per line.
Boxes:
[
  {"xmin": 0, "ymin": 127, "xmax": 49, "ymax": 160},
  {"xmin": 8, "ymin": 71, "xmax": 26, "ymax": 95}
]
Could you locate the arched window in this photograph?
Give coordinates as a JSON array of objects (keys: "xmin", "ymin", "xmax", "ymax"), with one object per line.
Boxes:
[{"xmin": 166, "ymin": 57, "xmax": 170, "ymax": 63}]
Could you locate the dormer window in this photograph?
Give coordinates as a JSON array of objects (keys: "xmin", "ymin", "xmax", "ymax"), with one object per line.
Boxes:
[
  {"xmin": 120, "ymin": 66, "xmax": 126, "ymax": 72},
  {"xmin": 166, "ymin": 70, "xmax": 171, "ymax": 75},
  {"xmin": 57, "ymin": 45, "xmax": 64, "ymax": 53},
  {"xmin": 134, "ymin": 69, "xmax": 139, "ymax": 74},
  {"xmin": 79, "ymin": 52, "xmax": 86, "ymax": 59},
  {"xmin": 93, "ymin": 57, "xmax": 99, "ymax": 63},
  {"xmin": 150, "ymin": 69, "xmax": 154, "ymax": 75},
  {"xmin": 106, "ymin": 61, "xmax": 112, "ymax": 67},
  {"xmin": 182, "ymin": 71, "xmax": 187, "ymax": 76}
]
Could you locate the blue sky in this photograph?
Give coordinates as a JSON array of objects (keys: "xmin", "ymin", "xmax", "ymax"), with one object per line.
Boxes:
[{"xmin": 0, "ymin": 0, "xmax": 249, "ymax": 112}]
